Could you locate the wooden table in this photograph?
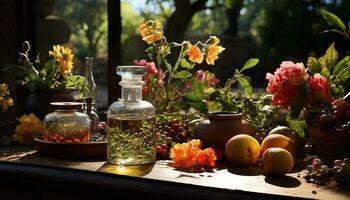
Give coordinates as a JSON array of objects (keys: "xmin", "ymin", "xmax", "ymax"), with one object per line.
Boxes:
[{"xmin": 0, "ymin": 146, "xmax": 349, "ymax": 200}]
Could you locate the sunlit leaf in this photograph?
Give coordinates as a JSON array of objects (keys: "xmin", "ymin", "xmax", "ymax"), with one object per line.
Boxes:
[
  {"xmin": 237, "ymin": 76, "xmax": 252, "ymax": 99},
  {"xmin": 322, "ymin": 9, "xmax": 347, "ymax": 32},
  {"xmin": 333, "ymin": 56, "xmax": 350, "ymax": 75},
  {"xmin": 172, "ymin": 70, "xmax": 192, "ymax": 79},
  {"xmin": 307, "ymin": 57, "xmax": 321, "ymax": 74},
  {"xmin": 207, "ymin": 101, "xmax": 223, "ymax": 112},
  {"xmin": 240, "ymin": 58, "xmax": 259, "ymax": 72},
  {"xmin": 180, "ymin": 59, "xmax": 193, "ymax": 69},
  {"xmin": 286, "ymin": 115, "xmax": 306, "ymax": 138},
  {"xmin": 336, "ymin": 68, "xmax": 350, "ymax": 83}
]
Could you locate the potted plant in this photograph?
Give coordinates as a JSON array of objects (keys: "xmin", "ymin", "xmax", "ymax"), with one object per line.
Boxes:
[
  {"xmin": 17, "ymin": 41, "xmax": 85, "ymax": 119},
  {"xmin": 265, "ymin": 43, "xmax": 350, "ymax": 163}
]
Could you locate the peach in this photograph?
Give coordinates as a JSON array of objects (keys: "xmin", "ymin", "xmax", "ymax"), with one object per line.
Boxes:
[
  {"xmin": 261, "ymin": 134, "xmax": 296, "ymax": 157},
  {"xmin": 268, "ymin": 126, "xmax": 299, "ymax": 146},
  {"xmin": 262, "ymin": 147, "xmax": 294, "ymax": 176},
  {"xmin": 225, "ymin": 134, "xmax": 260, "ymax": 166}
]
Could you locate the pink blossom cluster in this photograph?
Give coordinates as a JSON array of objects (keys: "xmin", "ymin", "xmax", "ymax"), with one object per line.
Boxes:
[{"xmin": 266, "ymin": 61, "xmax": 332, "ymax": 108}]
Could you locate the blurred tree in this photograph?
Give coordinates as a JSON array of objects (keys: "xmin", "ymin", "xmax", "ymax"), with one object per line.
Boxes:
[
  {"xmin": 143, "ymin": 0, "xmax": 246, "ymax": 41},
  {"xmin": 224, "ymin": 0, "xmax": 244, "ymax": 36},
  {"xmin": 55, "ymin": 0, "xmax": 107, "ymax": 58}
]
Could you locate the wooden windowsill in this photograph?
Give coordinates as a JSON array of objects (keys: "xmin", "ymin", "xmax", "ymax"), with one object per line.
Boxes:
[{"xmin": 0, "ymin": 146, "xmax": 349, "ymax": 200}]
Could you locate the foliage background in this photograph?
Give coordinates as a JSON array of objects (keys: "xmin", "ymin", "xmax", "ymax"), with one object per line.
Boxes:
[{"xmin": 52, "ymin": 0, "xmax": 350, "ymax": 109}]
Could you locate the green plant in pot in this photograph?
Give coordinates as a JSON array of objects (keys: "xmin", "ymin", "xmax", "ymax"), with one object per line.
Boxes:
[{"xmin": 18, "ymin": 41, "xmax": 85, "ymax": 119}]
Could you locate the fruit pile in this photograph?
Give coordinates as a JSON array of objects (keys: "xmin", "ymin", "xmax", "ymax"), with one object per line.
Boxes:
[
  {"xmin": 224, "ymin": 126, "xmax": 297, "ymax": 177},
  {"xmin": 155, "ymin": 114, "xmax": 192, "ymax": 158},
  {"xmin": 304, "ymin": 158, "xmax": 350, "ymax": 185},
  {"xmin": 316, "ymin": 99, "xmax": 350, "ymax": 131}
]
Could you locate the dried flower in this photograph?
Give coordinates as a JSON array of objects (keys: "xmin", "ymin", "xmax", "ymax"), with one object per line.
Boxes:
[
  {"xmin": 49, "ymin": 45, "xmax": 74, "ymax": 75},
  {"xmin": 266, "ymin": 61, "xmax": 308, "ymax": 107},
  {"xmin": 13, "ymin": 113, "xmax": 43, "ymax": 145},
  {"xmin": 170, "ymin": 139, "xmax": 217, "ymax": 168},
  {"xmin": 187, "ymin": 45, "xmax": 203, "ymax": 64},
  {"xmin": 0, "ymin": 83, "xmax": 13, "ymax": 112},
  {"xmin": 139, "ymin": 20, "xmax": 163, "ymax": 44}
]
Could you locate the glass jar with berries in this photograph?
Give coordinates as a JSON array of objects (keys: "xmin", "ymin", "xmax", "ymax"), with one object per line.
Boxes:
[{"xmin": 44, "ymin": 102, "xmax": 90, "ymax": 143}]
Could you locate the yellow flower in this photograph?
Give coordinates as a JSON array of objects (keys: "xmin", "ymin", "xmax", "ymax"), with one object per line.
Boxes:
[
  {"xmin": 206, "ymin": 44, "xmax": 225, "ymax": 65},
  {"xmin": 139, "ymin": 20, "xmax": 163, "ymax": 44},
  {"xmin": 49, "ymin": 45, "xmax": 74, "ymax": 75},
  {"xmin": 187, "ymin": 45, "xmax": 203, "ymax": 64},
  {"xmin": 0, "ymin": 83, "xmax": 13, "ymax": 112},
  {"xmin": 13, "ymin": 113, "xmax": 43, "ymax": 145},
  {"xmin": 208, "ymin": 36, "xmax": 220, "ymax": 46},
  {"xmin": 0, "ymin": 83, "xmax": 10, "ymax": 96}
]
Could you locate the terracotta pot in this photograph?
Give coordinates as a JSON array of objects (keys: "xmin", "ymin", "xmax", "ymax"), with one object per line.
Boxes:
[
  {"xmin": 25, "ymin": 92, "xmax": 75, "ymax": 120},
  {"xmin": 309, "ymin": 126, "xmax": 350, "ymax": 164},
  {"xmin": 194, "ymin": 112, "xmax": 256, "ymax": 150}
]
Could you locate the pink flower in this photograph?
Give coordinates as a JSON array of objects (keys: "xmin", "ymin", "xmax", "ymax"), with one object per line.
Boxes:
[
  {"xmin": 266, "ymin": 61, "xmax": 307, "ymax": 108},
  {"xmin": 308, "ymin": 73, "xmax": 332, "ymax": 103},
  {"xmin": 134, "ymin": 59, "xmax": 158, "ymax": 76},
  {"xmin": 195, "ymin": 70, "xmax": 205, "ymax": 81},
  {"xmin": 205, "ymin": 72, "xmax": 219, "ymax": 87},
  {"xmin": 134, "ymin": 59, "xmax": 165, "ymax": 98}
]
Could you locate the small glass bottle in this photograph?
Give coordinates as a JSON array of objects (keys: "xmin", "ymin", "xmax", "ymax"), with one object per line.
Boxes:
[
  {"xmin": 107, "ymin": 66, "xmax": 156, "ymax": 165},
  {"xmin": 83, "ymin": 57, "xmax": 99, "ymax": 136},
  {"xmin": 44, "ymin": 102, "xmax": 90, "ymax": 143},
  {"xmin": 84, "ymin": 97, "xmax": 100, "ymax": 137}
]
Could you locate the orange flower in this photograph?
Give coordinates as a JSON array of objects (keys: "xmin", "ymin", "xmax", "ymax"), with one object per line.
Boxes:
[
  {"xmin": 139, "ymin": 20, "xmax": 163, "ymax": 44},
  {"xmin": 13, "ymin": 113, "xmax": 43, "ymax": 145},
  {"xmin": 170, "ymin": 139, "xmax": 217, "ymax": 168},
  {"xmin": 187, "ymin": 45, "xmax": 203, "ymax": 64},
  {"xmin": 206, "ymin": 45, "xmax": 225, "ymax": 65}
]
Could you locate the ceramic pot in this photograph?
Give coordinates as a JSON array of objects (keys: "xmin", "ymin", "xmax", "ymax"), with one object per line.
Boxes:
[
  {"xmin": 194, "ymin": 112, "xmax": 255, "ymax": 150},
  {"xmin": 309, "ymin": 126, "xmax": 350, "ymax": 164},
  {"xmin": 25, "ymin": 92, "xmax": 75, "ymax": 120}
]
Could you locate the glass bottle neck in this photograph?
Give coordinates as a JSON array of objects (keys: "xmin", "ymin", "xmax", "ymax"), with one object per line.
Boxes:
[
  {"xmin": 85, "ymin": 59, "xmax": 95, "ymax": 84},
  {"xmin": 121, "ymin": 86, "xmax": 142, "ymax": 101}
]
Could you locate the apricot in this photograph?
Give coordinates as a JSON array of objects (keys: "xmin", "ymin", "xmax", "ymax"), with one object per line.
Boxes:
[
  {"xmin": 262, "ymin": 147, "xmax": 294, "ymax": 176},
  {"xmin": 261, "ymin": 134, "xmax": 296, "ymax": 157},
  {"xmin": 225, "ymin": 134, "xmax": 260, "ymax": 166}
]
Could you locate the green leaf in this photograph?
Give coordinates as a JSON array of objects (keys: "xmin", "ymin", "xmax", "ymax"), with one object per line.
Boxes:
[
  {"xmin": 207, "ymin": 101, "xmax": 223, "ymax": 112},
  {"xmin": 188, "ymin": 101, "xmax": 208, "ymax": 113},
  {"xmin": 324, "ymin": 43, "xmax": 338, "ymax": 69},
  {"xmin": 322, "ymin": 9, "xmax": 347, "ymax": 32},
  {"xmin": 286, "ymin": 115, "xmax": 306, "ymax": 138},
  {"xmin": 184, "ymin": 92, "xmax": 204, "ymax": 102},
  {"xmin": 165, "ymin": 60, "xmax": 172, "ymax": 72},
  {"xmin": 307, "ymin": 57, "xmax": 321, "ymax": 74},
  {"xmin": 333, "ymin": 56, "xmax": 350, "ymax": 75},
  {"xmin": 209, "ymin": 90, "xmax": 221, "ymax": 100},
  {"xmin": 240, "ymin": 58, "xmax": 259, "ymax": 72},
  {"xmin": 172, "ymin": 70, "xmax": 192, "ymax": 79},
  {"xmin": 66, "ymin": 75, "xmax": 85, "ymax": 90},
  {"xmin": 180, "ymin": 59, "xmax": 193, "ymax": 69},
  {"xmin": 336, "ymin": 68, "xmax": 350, "ymax": 83},
  {"xmin": 237, "ymin": 77, "xmax": 252, "ymax": 99}
]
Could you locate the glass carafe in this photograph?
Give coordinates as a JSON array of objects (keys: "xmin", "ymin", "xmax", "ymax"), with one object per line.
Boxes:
[{"xmin": 107, "ymin": 66, "xmax": 156, "ymax": 165}]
